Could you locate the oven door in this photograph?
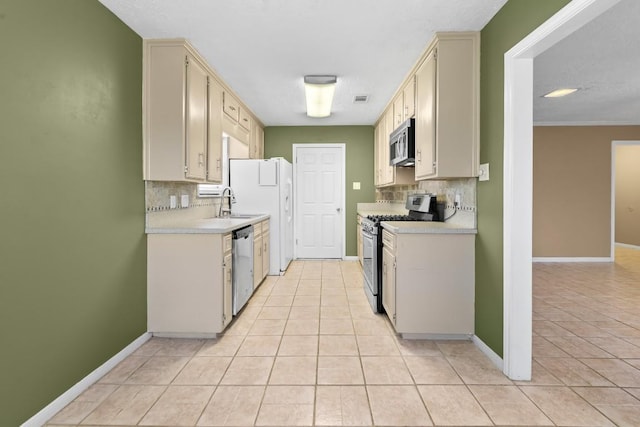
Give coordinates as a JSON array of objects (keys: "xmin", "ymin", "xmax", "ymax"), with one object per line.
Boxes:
[{"xmin": 361, "ymin": 227, "xmax": 379, "ymax": 312}]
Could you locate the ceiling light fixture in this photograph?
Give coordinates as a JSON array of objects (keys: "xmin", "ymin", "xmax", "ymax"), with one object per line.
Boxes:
[
  {"xmin": 304, "ymin": 75, "xmax": 337, "ymax": 118},
  {"xmin": 543, "ymin": 88, "xmax": 579, "ymax": 98}
]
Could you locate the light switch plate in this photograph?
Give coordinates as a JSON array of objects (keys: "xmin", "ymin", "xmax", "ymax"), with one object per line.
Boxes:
[
  {"xmin": 479, "ymin": 163, "xmax": 490, "ymax": 181},
  {"xmin": 353, "ymin": 182, "xmax": 361, "ymax": 190},
  {"xmin": 180, "ymin": 194, "xmax": 189, "ymax": 208}
]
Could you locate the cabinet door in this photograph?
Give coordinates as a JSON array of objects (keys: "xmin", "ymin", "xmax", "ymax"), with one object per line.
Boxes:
[
  {"xmin": 223, "ymin": 252, "xmax": 233, "ymax": 328},
  {"xmin": 223, "ymin": 92, "xmax": 240, "ymax": 121},
  {"xmin": 185, "ymin": 55, "xmax": 208, "ymax": 180},
  {"xmin": 207, "ymin": 78, "xmax": 223, "ymax": 182},
  {"xmin": 374, "ymin": 123, "xmax": 381, "ymax": 186},
  {"xmin": 403, "ymin": 76, "xmax": 416, "ymax": 120},
  {"xmin": 415, "ymin": 49, "xmax": 437, "ymax": 180},
  {"xmin": 382, "ymin": 246, "xmax": 396, "ymax": 326},
  {"xmin": 253, "ymin": 235, "xmax": 262, "ymax": 289},
  {"xmin": 357, "ymin": 220, "xmax": 363, "ymax": 266},
  {"xmin": 239, "ymin": 108, "xmax": 252, "ymax": 131},
  {"xmin": 257, "ymin": 125, "xmax": 264, "ymax": 159},
  {"xmin": 381, "ymin": 108, "xmax": 394, "ymax": 185},
  {"xmin": 262, "ymin": 231, "xmax": 270, "ymax": 279},
  {"xmin": 393, "ymin": 94, "xmax": 404, "ymax": 128}
]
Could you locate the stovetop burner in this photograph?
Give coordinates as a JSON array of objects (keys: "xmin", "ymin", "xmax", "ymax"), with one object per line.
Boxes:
[{"xmin": 366, "ymin": 214, "xmax": 417, "ymax": 224}]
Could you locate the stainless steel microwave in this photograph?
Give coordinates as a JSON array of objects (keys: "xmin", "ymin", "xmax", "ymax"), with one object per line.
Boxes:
[{"xmin": 389, "ymin": 118, "xmax": 415, "ymax": 166}]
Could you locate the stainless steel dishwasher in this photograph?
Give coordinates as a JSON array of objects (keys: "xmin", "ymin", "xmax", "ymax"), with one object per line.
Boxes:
[{"xmin": 232, "ymin": 225, "xmax": 254, "ymax": 315}]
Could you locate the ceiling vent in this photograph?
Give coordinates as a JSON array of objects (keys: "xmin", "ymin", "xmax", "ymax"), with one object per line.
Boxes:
[{"xmin": 353, "ymin": 95, "xmax": 369, "ymax": 103}]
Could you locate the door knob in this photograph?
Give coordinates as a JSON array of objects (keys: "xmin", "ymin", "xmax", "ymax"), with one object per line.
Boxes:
[{"xmin": 336, "ymin": 207, "xmax": 341, "ymax": 213}]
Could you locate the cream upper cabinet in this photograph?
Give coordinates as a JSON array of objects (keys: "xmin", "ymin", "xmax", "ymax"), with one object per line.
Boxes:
[
  {"xmin": 392, "ymin": 76, "xmax": 416, "ymax": 130},
  {"xmin": 415, "ymin": 49, "xmax": 437, "ymax": 179},
  {"xmin": 144, "ymin": 41, "xmax": 212, "ymax": 182},
  {"xmin": 184, "ymin": 56, "xmax": 208, "ymax": 180},
  {"xmin": 207, "ymin": 78, "xmax": 224, "ymax": 183},
  {"xmin": 250, "ymin": 121, "xmax": 264, "ymax": 159},
  {"xmin": 374, "ymin": 108, "xmax": 416, "ymax": 189},
  {"xmin": 402, "ymin": 76, "xmax": 416, "ymax": 121},
  {"xmin": 392, "ymin": 94, "xmax": 404, "ymax": 129},
  {"xmin": 144, "ymin": 39, "xmax": 262, "ymax": 181},
  {"xmin": 239, "ymin": 108, "xmax": 252, "ymax": 131},
  {"xmin": 415, "ymin": 32, "xmax": 480, "ymax": 180},
  {"xmin": 223, "ymin": 92, "xmax": 241, "ymax": 122}
]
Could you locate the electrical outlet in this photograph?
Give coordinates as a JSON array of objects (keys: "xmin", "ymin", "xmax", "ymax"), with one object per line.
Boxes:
[
  {"xmin": 479, "ymin": 163, "xmax": 490, "ymax": 181},
  {"xmin": 180, "ymin": 194, "xmax": 189, "ymax": 208},
  {"xmin": 454, "ymin": 193, "xmax": 461, "ymax": 209},
  {"xmin": 169, "ymin": 195, "xmax": 177, "ymax": 209}
]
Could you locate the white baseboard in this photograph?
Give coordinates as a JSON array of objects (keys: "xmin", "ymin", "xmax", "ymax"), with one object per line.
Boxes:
[
  {"xmin": 473, "ymin": 335, "xmax": 503, "ymax": 371},
  {"xmin": 616, "ymin": 242, "xmax": 640, "ymax": 250},
  {"xmin": 22, "ymin": 332, "xmax": 151, "ymax": 427},
  {"xmin": 401, "ymin": 333, "xmax": 473, "ymax": 340},
  {"xmin": 532, "ymin": 257, "xmax": 612, "ymax": 263},
  {"xmin": 342, "ymin": 256, "xmax": 358, "ymax": 261}
]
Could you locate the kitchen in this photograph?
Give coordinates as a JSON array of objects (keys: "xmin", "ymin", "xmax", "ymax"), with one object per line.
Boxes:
[{"xmin": 4, "ymin": 0, "xmax": 640, "ymax": 426}]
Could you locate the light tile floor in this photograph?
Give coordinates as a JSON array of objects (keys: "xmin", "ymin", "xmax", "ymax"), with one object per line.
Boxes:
[{"xmin": 46, "ymin": 248, "xmax": 640, "ymax": 426}]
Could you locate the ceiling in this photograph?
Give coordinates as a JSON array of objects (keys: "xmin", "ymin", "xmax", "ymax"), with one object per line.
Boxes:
[
  {"xmin": 533, "ymin": 0, "xmax": 640, "ymax": 125},
  {"xmin": 98, "ymin": 0, "xmax": 507, "ymax": 126}
]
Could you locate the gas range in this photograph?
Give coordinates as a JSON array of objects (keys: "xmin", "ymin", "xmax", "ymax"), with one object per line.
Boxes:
[{"xmin": 361, "ymin": 214, "xmax": 427, "ymax": 234}]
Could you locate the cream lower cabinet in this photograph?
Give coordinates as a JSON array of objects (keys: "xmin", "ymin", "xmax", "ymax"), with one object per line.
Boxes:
[
  {"xmin": 262, "ymin": 221, "xmax": 270, "ymax": 278},
  {"xmin": 148, "ymin": 233, "xmax": 232, "ymax": 337},
  {"xmin": 356, "ymin": 215, "xmax": 363, "ymax": 266},
  {"xmin": 381, "ymin": 229, "xmax": 474, "ymax": 337},
  {"xmin": 253, "ymin": 222, "xmax": 263, "ymax": 290},
  {"xmin": 253, "ymin": 220, "xmax": 270, "ymax": 289}
]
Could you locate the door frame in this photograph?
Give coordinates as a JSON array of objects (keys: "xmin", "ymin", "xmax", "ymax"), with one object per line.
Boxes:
[
  {"xmin": 292, "ymin": 143, "xmax": 346, "ymax": 260},
  {"xmin": 611, "ymin": 140, "xmax": 640, "ymax": 258},
  {"xmin": 503, "ymin": 0, "xmax": 622, "ymax": 380}
]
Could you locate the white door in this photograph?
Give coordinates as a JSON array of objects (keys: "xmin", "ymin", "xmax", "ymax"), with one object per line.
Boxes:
[{"xmin": 294, "ymin": 145, "xmax": 344, "ymax": 259}]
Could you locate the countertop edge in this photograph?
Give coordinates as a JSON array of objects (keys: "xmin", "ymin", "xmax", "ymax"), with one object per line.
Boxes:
[
  {"xmin": 145, "ymin": 214, "xmax": 270, "ymax": 234},
  {"xmin": 381, "ymin": 221, "xmax": 477, "ymax": 235}
]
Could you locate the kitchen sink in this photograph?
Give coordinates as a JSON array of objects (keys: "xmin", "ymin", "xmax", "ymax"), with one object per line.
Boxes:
[{"xmin": 227, "ymin": 214, "xmax": 259, "ymax": 219}]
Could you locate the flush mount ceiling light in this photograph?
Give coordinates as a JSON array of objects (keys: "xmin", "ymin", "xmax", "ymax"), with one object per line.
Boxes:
[
  {"xmin": 543, "ymin": 88, "xmax": 579, "ymax": 98},
  {"xmin": 304, "ymin": 75, "xmax": 337, "ymax": 118}
]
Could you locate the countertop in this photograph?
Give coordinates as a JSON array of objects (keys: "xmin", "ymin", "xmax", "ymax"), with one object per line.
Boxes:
[
  {"xmin": 145, "ymin": 214, "xmax": 270, "ymax": 234},
  {"xmin": 381, "ymin": 221, "xmax": 477, "ymax": 235}
]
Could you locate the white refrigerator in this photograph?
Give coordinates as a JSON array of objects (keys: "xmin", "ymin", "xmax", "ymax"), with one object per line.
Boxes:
[{"xmin": 229, "ymin": 158, "xmax": 293, "ymax": 275}]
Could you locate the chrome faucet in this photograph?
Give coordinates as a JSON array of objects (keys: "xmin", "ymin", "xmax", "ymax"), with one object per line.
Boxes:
[{"xmin": 218, "ymin": 187, "xmax": 236, "ymax": 217}]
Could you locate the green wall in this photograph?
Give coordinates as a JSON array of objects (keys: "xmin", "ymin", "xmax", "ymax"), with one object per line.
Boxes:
[
  {"xmin": 0, "ymin": 1, "xmax": 146, "ymax": 424},
  {"xmin": 264, "ymin": 126, "xmax": 375, "ymax": 257},
  {"xmin": 476, "ymin": 0, "xmax": 571, "ymax": 356}
]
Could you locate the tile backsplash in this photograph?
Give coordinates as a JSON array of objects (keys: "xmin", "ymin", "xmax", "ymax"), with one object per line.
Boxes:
[
  {"xmin": 376, "ymin": 177, "xmax": 477, "ymax": 227},
  {"xmin": 145, "ymin": 181, "xmax": 222, "ymax": 227}
]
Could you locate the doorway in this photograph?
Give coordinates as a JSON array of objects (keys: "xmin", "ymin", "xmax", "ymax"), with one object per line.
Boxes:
[
  {"xmin": 293, "ymin": 144, "xmax": 345, "ymax": 259},
  {"xmin": 612, "ymin": 141, "xmax": 640, "ymax": 257},
  {"xmin": 503, "ymin": 0, "xmax": 623, "ymax": 380}
]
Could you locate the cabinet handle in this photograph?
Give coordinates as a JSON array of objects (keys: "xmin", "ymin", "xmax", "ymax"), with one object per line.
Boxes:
[
  {"xmin": 229, "ymin": 106, "xmax": 236, "ymax": 111},
  {"xmin": 217, "ymin": 159, "xmax": 221, "ymax": 170},
  {"xmin": 243, "ymin": 118, "xmax": 249, "ymax": 122},
  {"xmin": 417, "ymin": 149, "xmax": 421, "ymax": 162},
  {"xmin": 198, "ymin": 153, "xmax": 204, "ymax": 166}
]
